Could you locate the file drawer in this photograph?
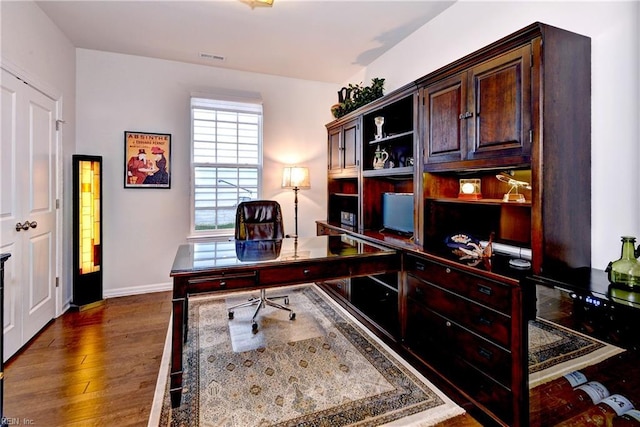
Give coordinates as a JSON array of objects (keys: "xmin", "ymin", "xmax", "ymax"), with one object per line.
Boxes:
[
  {"xmin": 407, "ymin": 274, "xmax": 511, "ymax": 348},
  {"xmin": 406, "ymin": 254, "xmax": 511, "ymax": 314}
]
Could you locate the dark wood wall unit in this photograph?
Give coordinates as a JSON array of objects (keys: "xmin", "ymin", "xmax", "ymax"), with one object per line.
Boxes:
[
  {"xmin": 534, "ymin": 26, "xmax": 592, "ymax": 274},
  {"xmin": 420, "ymin": 22, "xmax": 591, "ymax": 276},
  {"xmin": 320, "ymin": 22, "xmax": 591, "ymax": 427}
]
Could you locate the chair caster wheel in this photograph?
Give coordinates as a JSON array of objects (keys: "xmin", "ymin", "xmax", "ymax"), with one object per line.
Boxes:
[
  {"xmin": 284, "ymin": 297, "xmax": 289, "ymax": 305},
  {"xmin": 289, "ymin": 312, "xmax": 296, "ymax": 320},
  {"xmin": 251, "ymin": 322, "xmax": 258, "ymax": 333},
  {"xmin": 228, "ymin": 311, "xmax": 234, "ymax": 320}
]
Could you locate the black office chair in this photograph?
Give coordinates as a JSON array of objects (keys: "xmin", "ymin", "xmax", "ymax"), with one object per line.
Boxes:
[{"xmin": 228, "ymin": 200, "xmax": 295, "ymax": 332}]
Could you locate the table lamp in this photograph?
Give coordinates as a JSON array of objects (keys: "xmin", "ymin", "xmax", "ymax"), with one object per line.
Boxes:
[{"xmin": 282, "ymin": 166, "xmax": 310, "ymax": 237}]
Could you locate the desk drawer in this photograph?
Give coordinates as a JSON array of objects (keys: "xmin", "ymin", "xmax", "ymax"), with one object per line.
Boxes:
[
  {"xmin": 260, "ymin": 261, "xmax": 350, "ymax": 285},
  {"xmin": 187, "ymin": 272, "xmax": 256, "ymax": 293},
  {"xmin": 406, "ymin": 300, "xmax": 512, "ymax": 388},
  {"xmin": 406, "ymin": 255, "xmax": 511, "ymax": 314},
  {"xmin": 319, "ymin": 278, "xmax": 350, "ymax": 299},
  {"xmin": 407, "ymin": 274, "xmax": 511, "ymax": 347}
]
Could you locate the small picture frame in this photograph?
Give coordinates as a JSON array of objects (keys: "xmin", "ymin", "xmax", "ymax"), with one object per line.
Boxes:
[{"xmin": 124, "ymin": 131, "xmax": 171, "ymax": 189}]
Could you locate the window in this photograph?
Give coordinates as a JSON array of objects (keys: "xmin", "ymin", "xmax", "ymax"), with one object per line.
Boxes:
[{"xmin": 191, "ymin": 97, "xmax": 262, "ymax": 235}]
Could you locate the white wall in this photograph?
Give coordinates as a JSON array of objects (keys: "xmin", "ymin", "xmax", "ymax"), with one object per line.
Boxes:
[
  {"xmin": 0, "ymin": 1, "xmax": 76, "ymax": 310},
  {"xmin": 352, "ymin": 1, "xmax": 640, "ymax": 271},
  {"xmin": 76, "ymin": 49, "xmax": 335, "ymax": 296}
]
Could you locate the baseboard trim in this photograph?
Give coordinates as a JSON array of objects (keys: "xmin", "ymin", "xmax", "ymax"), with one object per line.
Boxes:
[{"xmin": 104, "ymin": 282, "xmax": 173, "ymax": 298}]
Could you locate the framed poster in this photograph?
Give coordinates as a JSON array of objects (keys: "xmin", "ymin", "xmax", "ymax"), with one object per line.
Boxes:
[{"xmin": 124, "ymin": 131, "xmax": 171, "ymax": 188}]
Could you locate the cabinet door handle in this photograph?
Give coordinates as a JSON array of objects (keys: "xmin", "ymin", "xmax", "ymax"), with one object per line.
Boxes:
[
  {"xmin": 415, "ymin": 261, "xmax": 426, "ymax": 271},
  {"xmin": 458, "ymin": 111, "xmax": 474, "ymax": 120},
  {"xmin": 477, "ymin": 284, "xmax": 492, "ymax": 296}
]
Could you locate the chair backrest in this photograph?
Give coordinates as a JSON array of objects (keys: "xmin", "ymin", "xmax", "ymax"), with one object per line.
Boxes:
[{"xmin": 235, "ymin": 200, "xmax": 285, "ymax": 240}]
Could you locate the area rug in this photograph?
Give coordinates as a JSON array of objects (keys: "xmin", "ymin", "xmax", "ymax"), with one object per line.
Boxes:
[
  {"xmin": 528, "ymin": 318, "xmax": 625, "ymax": 388},
  {"xmin": 152, "ymin": 284, "xmax": 464, "ymax": 427}
]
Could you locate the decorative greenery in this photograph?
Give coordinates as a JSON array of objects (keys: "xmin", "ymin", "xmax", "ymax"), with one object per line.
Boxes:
[{"xmin": 331, "ymin": 78, "xmax": 385, "ymax": 119}]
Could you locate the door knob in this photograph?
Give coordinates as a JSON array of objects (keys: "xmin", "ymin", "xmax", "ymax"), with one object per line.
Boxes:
[{"xmin": 15, "ymin": 221, "xmax": 37, "ymax": 231}]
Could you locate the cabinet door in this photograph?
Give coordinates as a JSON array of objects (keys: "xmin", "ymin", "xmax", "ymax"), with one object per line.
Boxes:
[
  {"xmin": 467, "ymin": 45, "xmax": 532, "ymax": 163},
  {"xmin": 342, "ymin": 118, "xmax": 359, "ymax": 170},
  {"xmin": 327, "ymin": 119, "xmax": 359, "ymax": 174},
  {"xmin": 423, "ymin": 73, "xmax": 467, "ymax": 165},
  {"xmin": 328, "ymin": 125, "xmax": 342, "ymax": 173}
]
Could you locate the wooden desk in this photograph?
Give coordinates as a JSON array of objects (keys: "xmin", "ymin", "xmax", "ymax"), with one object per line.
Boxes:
[{"xmin": 169, "ymin": 235, "xmax": 399, "ymax": 407}]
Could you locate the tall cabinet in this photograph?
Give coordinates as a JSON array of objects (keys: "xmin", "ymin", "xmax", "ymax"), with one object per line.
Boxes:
[
  {"xmin": 327, "ymin": 117, "xmax": 361, "ymax": 230},
  {"xmin": 420, "ymin": 22, "xmax": 591, "ymax": 275},
  {"xmin": 321, "ymin": 22, "xmax": 591, "ymax": 427}
]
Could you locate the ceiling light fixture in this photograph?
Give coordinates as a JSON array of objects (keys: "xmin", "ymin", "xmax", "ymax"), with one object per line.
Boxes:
[{"xmin": 241, "ymin": 0, "xmax": 274, "ymax": 9}]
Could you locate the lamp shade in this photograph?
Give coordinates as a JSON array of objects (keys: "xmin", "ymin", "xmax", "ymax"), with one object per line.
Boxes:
[{"xmin": 282, "ymin": 166, "xmax": 310, "ymax": 189}]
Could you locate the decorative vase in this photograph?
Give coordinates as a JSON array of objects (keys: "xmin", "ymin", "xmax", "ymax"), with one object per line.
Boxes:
[{"xmin": 607, "ymin": 236, "xmax": 640, "ymax": 288}]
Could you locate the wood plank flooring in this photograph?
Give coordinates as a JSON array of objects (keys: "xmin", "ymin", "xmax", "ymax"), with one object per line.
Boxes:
[
  {"xmin": 4, "ymin": 291, "xmax": 172, "ymax": 426},
  {"xmin": 3, "ymin": 290, "xmax": 480, "ymax": 427}
]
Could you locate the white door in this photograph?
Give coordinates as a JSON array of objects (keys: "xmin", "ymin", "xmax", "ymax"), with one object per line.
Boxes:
[{"xmin": 1, "ymin": 68, "xmax": 57, "ymax": 361}]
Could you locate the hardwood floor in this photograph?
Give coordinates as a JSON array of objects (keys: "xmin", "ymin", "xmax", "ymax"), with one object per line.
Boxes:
[
  {"xmin": 3, "ymin": 290, "xmax": 480, "ymax": 427},
  {"xmin": 4, "ymin": 291, "xmax": 172, "ymax": 426}
]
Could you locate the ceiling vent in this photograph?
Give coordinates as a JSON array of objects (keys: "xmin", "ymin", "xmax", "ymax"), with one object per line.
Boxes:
[{"xmin": 198, "ymin": 52, "xmax": 226, "ymax": 61}]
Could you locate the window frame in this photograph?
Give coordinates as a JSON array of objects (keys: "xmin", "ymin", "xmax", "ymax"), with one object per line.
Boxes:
[{"xmin": 189, "ymin": 97, "xmax": 263, "ymax": 238}]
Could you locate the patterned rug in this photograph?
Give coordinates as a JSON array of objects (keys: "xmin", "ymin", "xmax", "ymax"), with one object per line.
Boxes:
[
  {"xmin": 528, "ymin": 318, "xmax": 625, "ymax": 388},
  {"xmin": 153, "ymin": 284, "xmax": 464, "ymax": 426}
]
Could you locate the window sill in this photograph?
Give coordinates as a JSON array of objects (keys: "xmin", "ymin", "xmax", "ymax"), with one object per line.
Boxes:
[{"xmin": 187, "ymin": 233, "xmax": 233, "ymax": 242}]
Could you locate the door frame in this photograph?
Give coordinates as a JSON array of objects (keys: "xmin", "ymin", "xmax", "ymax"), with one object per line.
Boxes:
[{"xmin": 1, "ymin": 57, "xmax": 64, "ymax": 318}]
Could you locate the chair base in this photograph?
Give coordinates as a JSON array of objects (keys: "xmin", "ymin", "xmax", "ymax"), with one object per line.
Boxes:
[{"xmin": 227, "ymin": 288, "xmax": 296, "ymax": 333}]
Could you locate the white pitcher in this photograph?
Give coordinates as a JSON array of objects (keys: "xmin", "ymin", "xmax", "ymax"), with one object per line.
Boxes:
[{"xmin": 373, "ymin": 146, "xmax": 389, "ymax": 170}]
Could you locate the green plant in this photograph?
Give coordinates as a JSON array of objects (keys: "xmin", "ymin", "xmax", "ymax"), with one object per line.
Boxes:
[{"xmin": 331, "ymin": 78, "xmax": 385, "ymax": 119}]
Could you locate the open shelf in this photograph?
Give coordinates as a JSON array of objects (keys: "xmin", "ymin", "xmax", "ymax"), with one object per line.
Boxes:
[
  {"xmin": 425, "ymin": 197, "xmax": 532, "ymax": 207},
  {"xmin": 362, "ymin": 93, "xmax": 416, "ymax": 173},
  {"xmin": 362, "ymin": 166, "xmax": 413, "ymax": 178},
  {"xmin": 367, "ymin": 130, "xmax": 414, "ymax": 145},
  {"xmin": 332, "ymin": 192, "xmax": 358, "ymax": 198}
]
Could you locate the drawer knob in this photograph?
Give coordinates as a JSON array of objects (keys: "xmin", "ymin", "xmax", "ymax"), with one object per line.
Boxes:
[
  {"xmin": 303, "ymin": 269, "xmax": 311, "ymax": 275},
  {"xmin": 445, "ymin": 268, "xmax": 451, "ymax": 274},
  {"xmin": 477, "ymin": 284, "xmax": 492, "ymax": 296},
  {"xmin": 445, "ymin": 321, "xmax": 452, "ymax": 327},
  {"xmin": 219, "ymin": 281, "xmax": 226, "ymax": 287},
  {"xmin": 478, "ymin": 316, "xmax": 492, "ymax": 326},
  {"xmin": 478, "ymin": 347, "xmax": 493, "ymax": 360}
]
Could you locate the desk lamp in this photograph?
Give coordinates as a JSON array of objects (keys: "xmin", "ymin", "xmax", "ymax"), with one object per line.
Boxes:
[{"xmin": 282, "ymin": 166, "xmax": 310, "ymax": 237}]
